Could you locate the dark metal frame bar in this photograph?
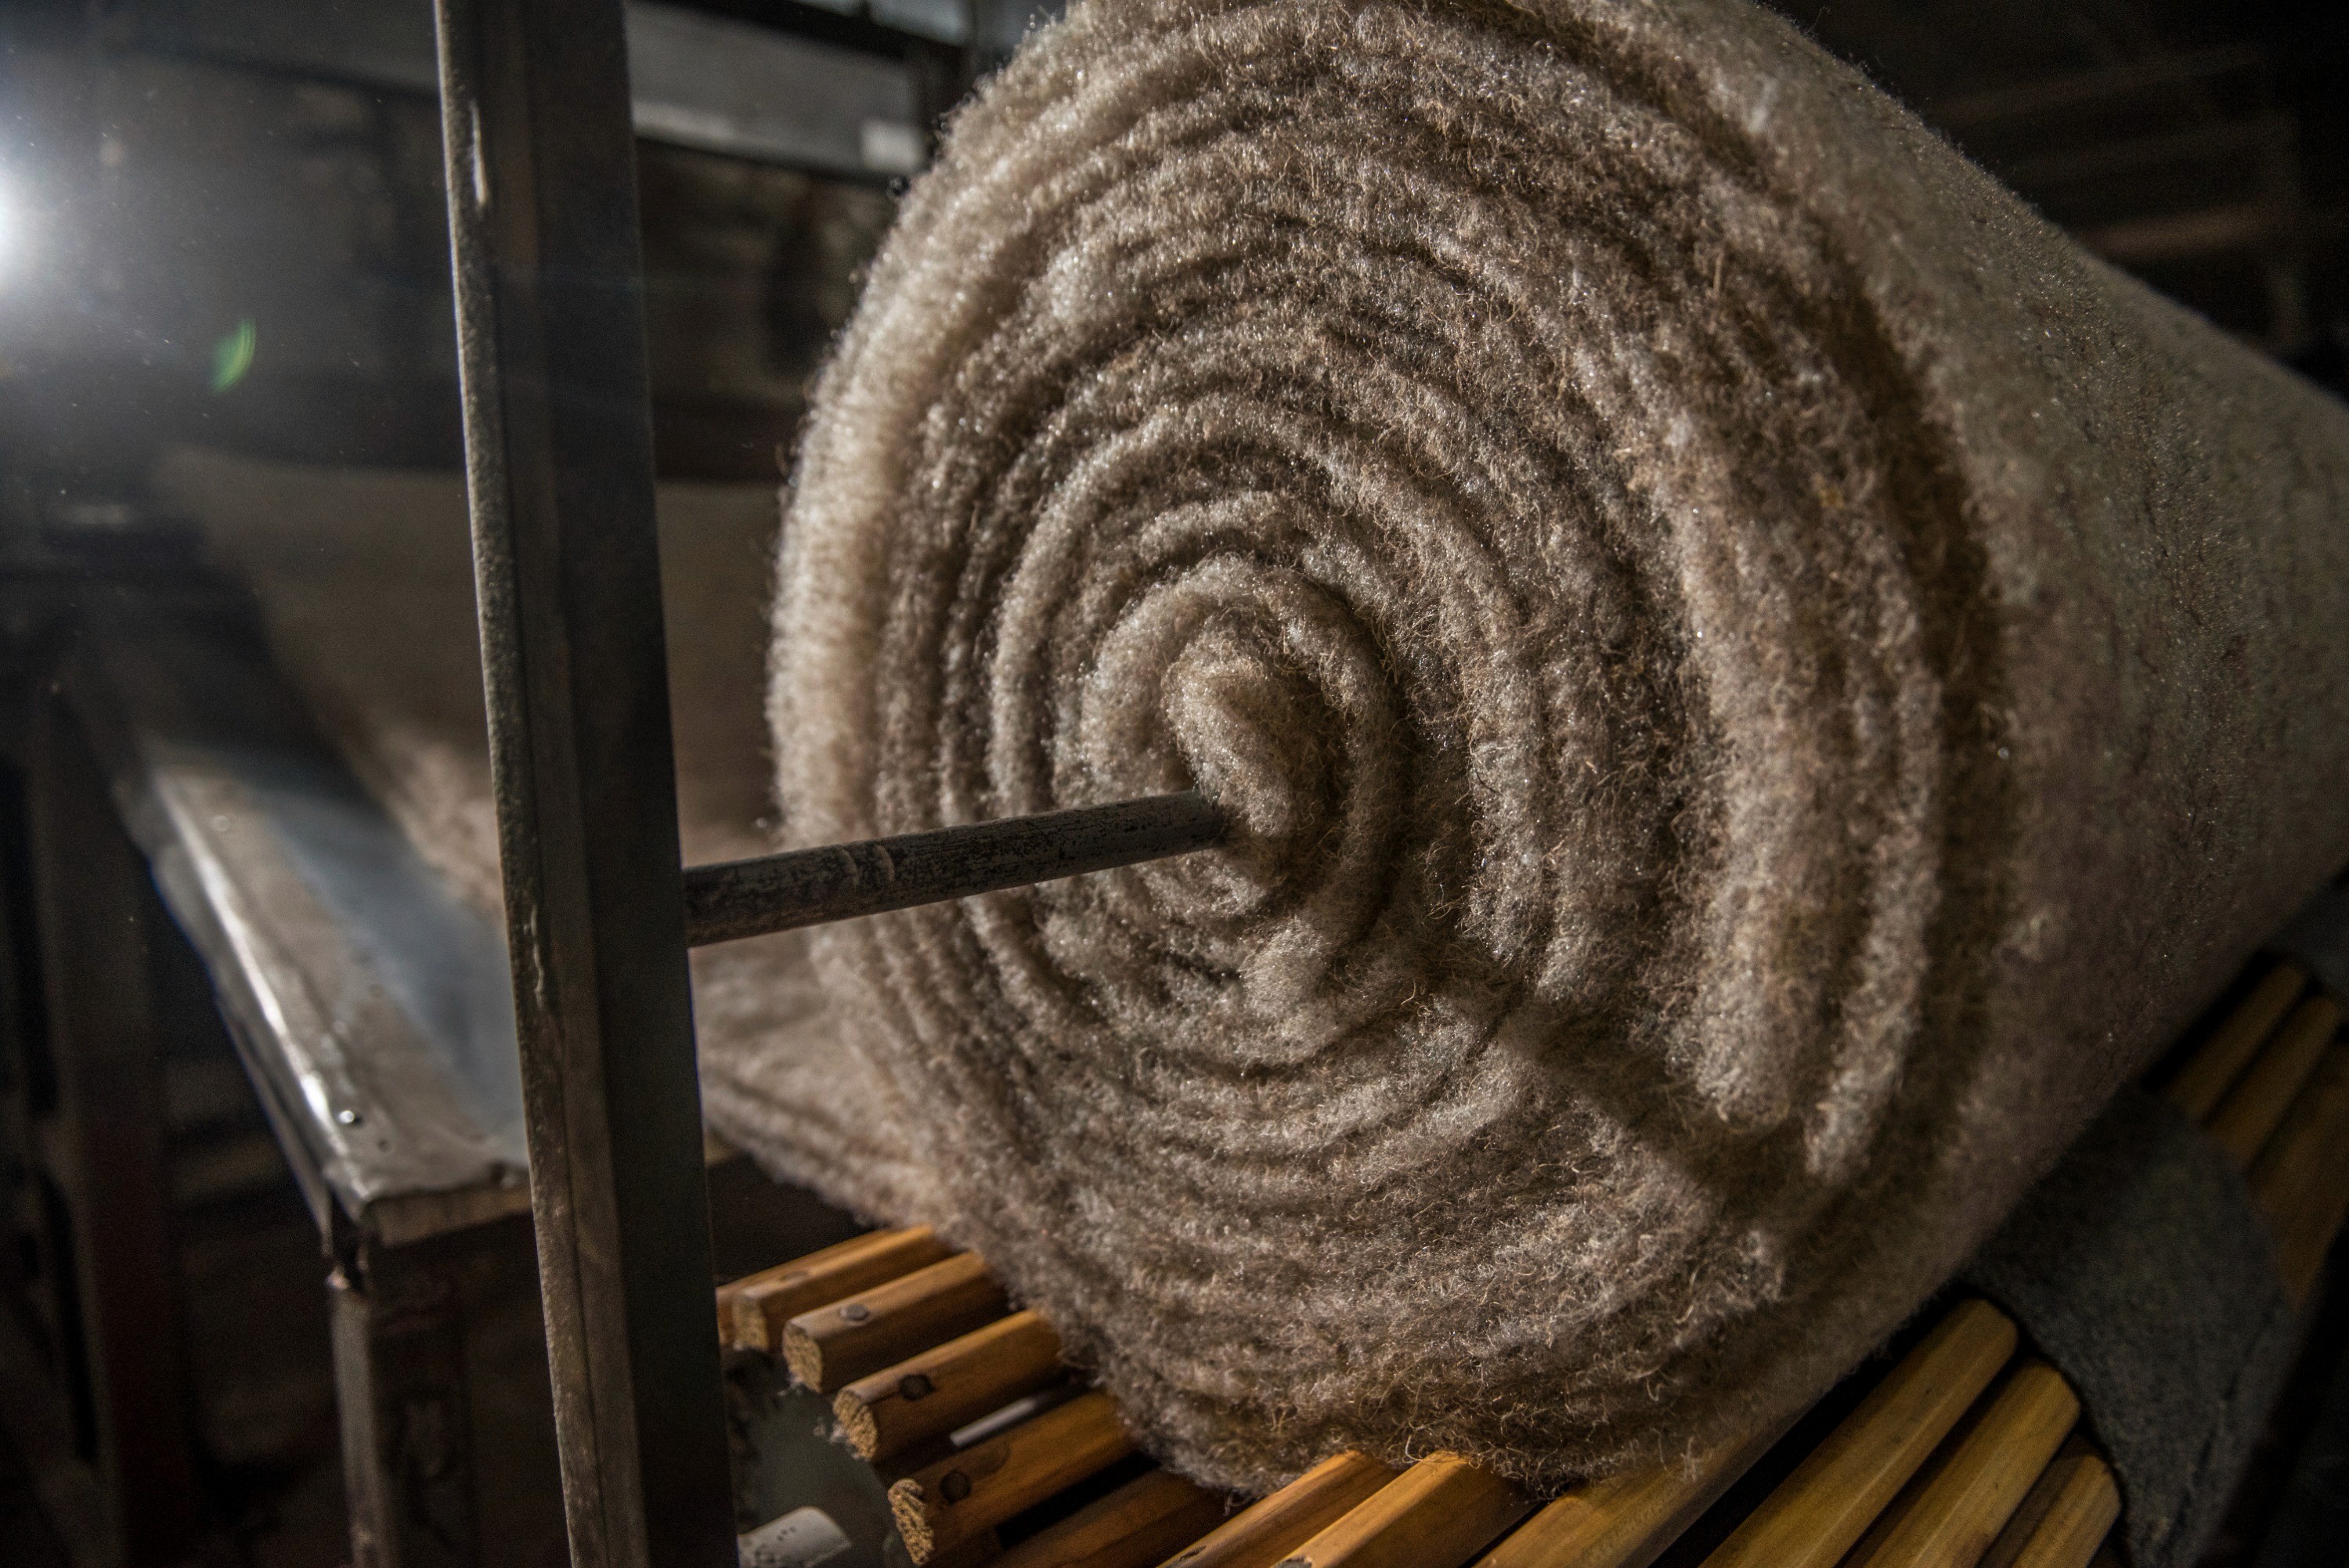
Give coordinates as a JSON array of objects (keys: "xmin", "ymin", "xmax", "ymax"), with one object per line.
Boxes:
[
  {"xmin": 684, "ymin": 791, "xmax": 1225, "ymax": 947},
  {"xmin": 432, "ymin": 2, "xmax": 731, "ymax": 1565},
  {"xmin": 428, "ymin": 2, "xmax": 1221, "ymax": 1562}
]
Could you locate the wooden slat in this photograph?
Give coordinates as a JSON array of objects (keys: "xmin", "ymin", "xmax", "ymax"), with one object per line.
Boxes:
[
  {"xmin": 1702, "ymin": 1298, "xmax": 2018, "ymax": 1568},
  {"xmin": 890, "ymin": 1391, "xmax": 1135, "ymax": 1564},
  {"xmin": 723, "ymin": 956, "xmax": 2347, "ymax": 1568},
  {"xmin": 720, "ymin": 1226, "xmax": 956, "ymax": 1353},
  {"xmin": 1979, "ymin": 1441, "xmax": 2121, "ymax": 1568},
  {"xmin": 2253, "ymin": 1044, "xmax": 2349, "ymax": 1303},
  {"xmin": 1158, "ymin": 1451, "xmax": 1396, "ymax": 1568},
  {"xmin": 2206, "ymin": 996, "xmax": 2340, "ymax": 1166},
  {"xmin": 2162, "ymin": 962, "xmax": 2306, "ymax": 1120},
  {"xmin": 2278, "ymin": 1151, "xmax": 2349, "ymax": 1313},
  {"xmin": 839, "ymin": 1310, "xmax": 1067, "ymax": 1462},
  {"xmin": 1842, "ymin": 1357, "xmax": 2078, "ymax": 1568},
  {"xmin": 786, "ymin": 1253, "xmax": 1009, "ymax": 1393},
  {"xmin": 1477, "ymin": 1425, "xmax": 1777, "ymax": 1568},
  {"xmin": 928, "ymin": 1532, "xmax": 1009, "ymax": 1568},
  {"xmin": 1279, "ymin": 1454, "xmax": 1530, "ymax": 1568},
  {"xmin": 2249, "ymin": 1044, "xmax": 2349, "ymax": 1221},
  {"xmin": 992, "ymin": 1471, "xmax": 1226, "ymax": 1568}
]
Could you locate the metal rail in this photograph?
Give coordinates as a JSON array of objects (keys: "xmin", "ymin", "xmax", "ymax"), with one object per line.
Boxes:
[
  {"xmin": 430, "ymin": 2, "xmax": 1223, "ymax": 1562},
  {"xmin": 431, "ymin": 2, "xmax": 733, "ymax": 1566},
  {"xmin": 684, "ymin": 791, "xmax": 1227, "ymax": 946}
]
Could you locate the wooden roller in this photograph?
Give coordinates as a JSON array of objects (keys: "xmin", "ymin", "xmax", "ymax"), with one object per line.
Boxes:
[
  {"xmin": 784, "ymin": 1251, "xmax": 1009, "ymax": 1393},
  {"xmin": 1161, "ymin": 1453, "xmax": 1396, "ymax": 1568},
  {"xmin": 837, "ymin": 1310, "xmax": 1066, "ymax": 1462},
  {"xmin": 2254, "ymin": 1044, "xmax": 2349, "ymax": 1302},
  {"xmin": 2206, "ymin": 996, "xmax": 2342, "ymax": 1166},
  {"xmin": 1839, "ymin": 1358, "xmax": 2079, "ymax": 1568},
  {"xmin": 991, "ymin": 1471, "xmax": 1227, "ymax": 1568},
  {"xmin": 1475, "ymin": 1427, "xmax": 1776, "ymax": 1568},
  {"xmin": 721, "ymin": 1225, "xmax": 954, "ymax": 1354},
  {"xmin": 1276, "ymin": 1455, "xmax": 1529, "ymax": 1568},
  {"xmin": 714, "ymin": 954, "xmax": 2349, "ymax": 1568},
  {"xmin": 1702, "ymin": 1299, "xmax": 2019, "ymax": 1568},
  {"xmin": 2162, "ymin": 962, "xmax": 2307, "ymax": 1120},
  {"xmin": 1978, "ymin": 1439, "xmax": 2121, "ymax": 1568},
  {"xmin": 889, "ymin": 1390, "xmax": 1136, "ymax": 1563}
]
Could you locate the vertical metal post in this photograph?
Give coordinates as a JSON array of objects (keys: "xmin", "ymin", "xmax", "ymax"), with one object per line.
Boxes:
[{"xmin": 428, "ymin": 5, "xmax": 735, "ymax": 1568}]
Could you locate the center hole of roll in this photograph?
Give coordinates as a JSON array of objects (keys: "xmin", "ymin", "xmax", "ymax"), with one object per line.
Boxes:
[{"xmin": 1163, "ymin": 627, "xmax": 1333, "ymax": 862}]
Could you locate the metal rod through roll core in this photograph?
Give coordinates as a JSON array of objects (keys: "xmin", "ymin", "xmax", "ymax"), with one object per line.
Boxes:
[{"xmin": 684, "ymin": 791, "xmax": 1229, "ymax": 947}]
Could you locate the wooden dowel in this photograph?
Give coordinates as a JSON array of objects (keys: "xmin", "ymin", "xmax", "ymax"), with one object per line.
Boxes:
[
  {"xmin": 2250, "ymin": 1042, "xmax": 2349, "ymax": 1229},
  {"xmin": 1159, "ymin": 1452, "xmax": 1397, "ymax": 1568},
  {"xmin": 1477, "ymin": 1425, "xmax": 1778, "ymax": 1568},
  {"xmin": 2254, "ymin": 1044, "xmax": 2349, "ymax": 1303},
  {"xmin": 1978, "ymin": 1440, "xmax": 2120, "ymax": 1568},
  {"xmin": 2206, "ymin": 996, "xmax": 2340, "ymax": 1166},
  {"xmin": 1702, "ymin": 1297, "xmax": 2018, "ymax": 1568},
  {"xmin": 926, "ymin": 1531, "xmax": 1008, "ymax": 1568},
  {"xmin": 2280, "ymin": 1162, "xmax": 2349, "ymax": 1310},
  {"xmin": 1276, "ymin": 1454, "xmax": 1530, "ymax": 1568},
  {"xmin": 2162, "ymin": 962, "xmax": 2306, "ymax": 1120},
  {"xmin": 720, "ymin": 1227, "xmax": 956, "ymax": 1354},
  {"xmin": 837, "ymin": 1310, "xmax": 1067, "ymax": 1462},
  {"xmin": 890, "ymin": 1391, "xmax": 1135, "ymax": 1564},
  {"xmin": 992, "ymin": 1470, "xmax": 1227, "ymax": 1568},
  {"xmin": 1842, "ymin": 1357, "xmax": 2079, "ymax": 1568},
  {"xmin": 786, "ymin": 1253, "xmax": 1010, "ymax": 1393}
]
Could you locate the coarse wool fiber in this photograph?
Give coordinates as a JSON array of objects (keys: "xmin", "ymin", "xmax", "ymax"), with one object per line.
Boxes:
[
  {"xmin": 759, "ymin": 0, "xmax": 2349, "ymax": 1494},
  {"xmin": 172, "ymin": 0, "xmax": 2349, "ymax": 1502}
]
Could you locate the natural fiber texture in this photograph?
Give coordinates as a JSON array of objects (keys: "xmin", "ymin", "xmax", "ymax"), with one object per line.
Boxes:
[
  {"xmin": 173, "ymin": 0, "xmax": 2349, "ymax": 1500},
  {"xmin": 756, "ymin": 0, "xmax": 2349, "ymax": 1494}
]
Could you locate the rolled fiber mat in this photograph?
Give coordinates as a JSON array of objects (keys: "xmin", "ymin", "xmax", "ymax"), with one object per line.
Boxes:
[
  {"xmin": 176, "ymin": 0, "xmax": 2349, "ymax": 1499},
  {"xmin": 761, "ymin": 0, "xmax": 2349, "ymax": 1493}
]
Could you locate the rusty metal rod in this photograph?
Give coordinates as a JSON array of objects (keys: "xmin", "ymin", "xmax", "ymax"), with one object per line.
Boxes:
[{"xmin": 683, "ymin": 791, "xmax": 1228, "ymax": 946}]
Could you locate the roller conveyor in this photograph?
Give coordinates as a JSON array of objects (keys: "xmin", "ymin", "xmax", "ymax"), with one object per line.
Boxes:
[{"xmin": 718, "ymin": 958, "xmax": 2349, "ymax": 1568}]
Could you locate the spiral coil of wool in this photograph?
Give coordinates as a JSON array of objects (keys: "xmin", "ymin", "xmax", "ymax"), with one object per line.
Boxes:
[
  {"xmin": 745, "ymin": 0, "xmax": 2349, "ymax": 1494},
  {"xmin": 176, "ymin": 0, "xmax": 2349, "ymax": 1501}
]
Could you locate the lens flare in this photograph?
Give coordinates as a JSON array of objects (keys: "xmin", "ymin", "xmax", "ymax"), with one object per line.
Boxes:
[{"xmin": 211, "ymin": 318, "xmax": 257, "ymax": 392}]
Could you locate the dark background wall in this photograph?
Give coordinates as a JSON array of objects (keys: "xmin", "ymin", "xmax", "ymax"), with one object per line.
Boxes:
[
  {"xmin": 0, "ymin": 1, "xmax": 945, "ymax": 493},
  {"xmin": 1776, "ymin": 0, "xmax": 2349, "ymax": 386},
  {"xmin": 0, "ymin": 1, "xmax": 2341, "ymax": 503}
]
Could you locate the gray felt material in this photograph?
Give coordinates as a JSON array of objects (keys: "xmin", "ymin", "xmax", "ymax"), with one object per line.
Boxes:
[
  {"xmin": 2274, "ymin": 884, "xmax": 2349, "ymax": 999},
  {"xmin": 1964, "ymin": 1089, "xmax": 2299, "ymax": 1568}
]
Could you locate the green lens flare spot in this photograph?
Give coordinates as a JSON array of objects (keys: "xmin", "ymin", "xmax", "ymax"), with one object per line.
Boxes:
[{"xmin": 210, "ymin": 318, "xmax": 256, "ymax": 392}]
